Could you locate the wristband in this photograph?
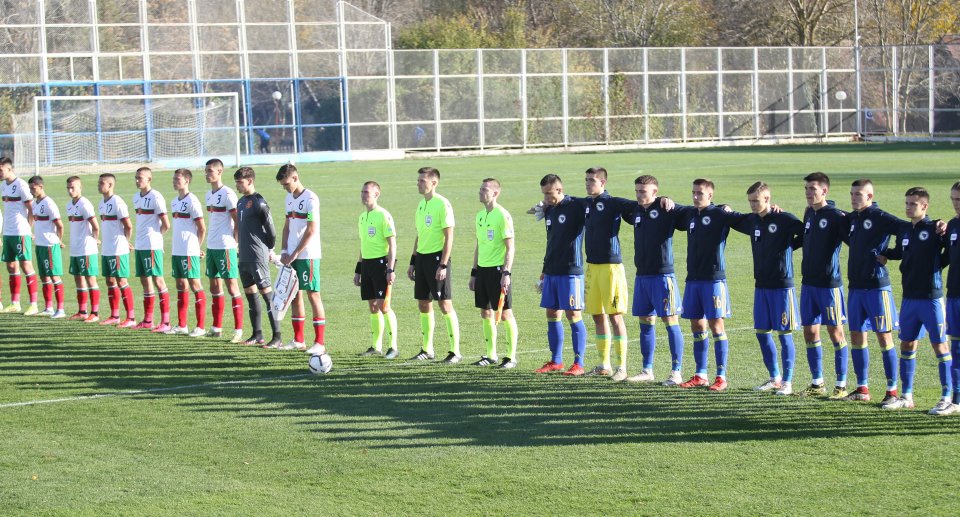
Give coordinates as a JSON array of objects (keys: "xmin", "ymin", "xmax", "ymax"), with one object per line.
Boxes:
[
  {"xmin": 409, "ymin": 254, "xmax": 416, "ymax": 266},
  {"xmin": 501, "ymin": 270, "xmax": 511, "ymax": 276},
  {"xmin": 470, "ymin": 268, "xmax": 478, "ymax": 277},
  {"xmin": 439, "ymin": 263, "xmax": 448, "ymax": 270},
  {"xmin": 386, "ymin": 268, "xmax": 395, "ymax": 274},
  {"xmin": 355, "ymin": 262, "xmax": 362, "ymax": 274}
]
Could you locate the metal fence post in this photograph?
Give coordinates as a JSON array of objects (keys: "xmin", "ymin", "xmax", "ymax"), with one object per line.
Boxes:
[
  {"xmin": 680, "ymin": 48, "xmax": 687, "ymax": 142},
  {"xmin": 717, "ymin": 48, "xmax": 724, "ymax": 141},
  {"xmin": 562, "ymin": 48, "xmax": 569, "ymax": 148},
  {"xmin": 928, "ymin": 45, "xmax": 935, "ymax": 136},
  {"xmin": 433, "ymin": 49, "xmax": 441, "ymax": 151},
  {"xmin": 787, "ymin": 47, "xmax": 795, "ymax": 139},
  {"xmin": 603, "ymin": 48, "xmax": 610, "ymax": 144},
  {"xmin": 643, "ymin": 48, "xmax": 649, "ymax": 144},
  {"xmin": 478, "ymin": 48, "xmax": 485, "ymax": 150},
  {"xmin": 753, "ymin": 47, "xmax": 760, "ymax": 139},
  {"xmin": 521, "ymin": 49, "xmax": 528, "ymax": 149}
]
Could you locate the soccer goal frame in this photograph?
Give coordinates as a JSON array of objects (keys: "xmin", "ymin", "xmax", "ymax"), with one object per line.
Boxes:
[{"xmin": 27, "ymin": 93, "xmax": 241, "ymax": 175}]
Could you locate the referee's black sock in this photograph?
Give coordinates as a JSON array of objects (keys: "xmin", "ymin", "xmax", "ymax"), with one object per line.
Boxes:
[
  {"xmin": 262, "ymin": 291, "xmax": 281, "ymax": 337},
  {"xmin": 246, "ymin": 292, "xmax": 262, "ymax": 336}
]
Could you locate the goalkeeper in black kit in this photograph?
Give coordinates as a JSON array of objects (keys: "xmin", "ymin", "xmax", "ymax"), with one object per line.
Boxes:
[{"xmin": 233, "ymin": 167, "xmax": 282, "ymax": 347}]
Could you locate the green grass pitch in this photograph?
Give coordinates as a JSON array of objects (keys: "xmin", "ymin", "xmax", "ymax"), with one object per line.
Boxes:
[{"xmin": 1, "ymin": 143, "xmax": 959, "ymax": 515}]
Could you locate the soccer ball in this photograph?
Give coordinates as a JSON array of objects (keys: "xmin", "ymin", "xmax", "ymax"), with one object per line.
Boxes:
[{"xmin": 308, "ymin": 353, "xmax": 333, "ymax": 375}]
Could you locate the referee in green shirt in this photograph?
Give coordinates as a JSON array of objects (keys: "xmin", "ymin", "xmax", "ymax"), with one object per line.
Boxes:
[
  {"xmin": 469, "ymin": 178, "xmax": 518, "ymax": 368},
  {"xmin": 407, "ymin": 167, "xmax": 461, "ymax": 362},
  {"xmin": 354, "ymin": 180, "xmax": 399, "ymax": 359}
]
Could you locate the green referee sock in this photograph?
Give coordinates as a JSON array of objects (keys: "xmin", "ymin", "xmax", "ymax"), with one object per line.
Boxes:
[
  {"xmin": 370, "ymin": 312, "xmax": 384, "ymax": 352},
  {"xmin": 503, "ymin": 316, "xmax": 519, "ymax": 360},
  {"xmin": 385, "ymin": 309, "xmax": 398, "ymax": 352},
  {"xmin": 444, "ymin": 311, "xmax": 460, "ymax": 356},
  {"xmin": 420, "ymin": 312, "xmax": 435, "ymax": 356},
  {"xmin": 482, "ymin": 317, "xmax": 497, "ymax": 359}
]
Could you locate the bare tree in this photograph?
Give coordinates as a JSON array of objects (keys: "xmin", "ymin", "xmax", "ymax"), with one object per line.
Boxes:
[{"xmin": 861, "ymin": 0, "xmax": 960, "ymax": 132}]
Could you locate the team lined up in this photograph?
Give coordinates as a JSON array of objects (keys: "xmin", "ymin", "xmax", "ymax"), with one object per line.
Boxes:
[
  {"xmin": 3, "ymin": 156, "xmax": 959, "ymax": 415},
  {"xmin": 0, "ymin": 157, "xmax": 304, "ymax": 355},
  {"xmin": 528, "ymin": 168, "xmax": 959, "ymax": 416}
]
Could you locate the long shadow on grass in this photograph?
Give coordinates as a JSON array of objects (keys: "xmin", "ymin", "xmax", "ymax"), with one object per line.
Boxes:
[
  {"xmin": 4, "ymin": 316, "xmax": 957, "ymax": 447},
  {"xmin": 169, "ymin": 362, "xmax": 957, "ymax": 447}
]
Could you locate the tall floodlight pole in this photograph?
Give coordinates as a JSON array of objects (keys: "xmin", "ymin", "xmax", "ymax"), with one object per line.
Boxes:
[{"xmin": 854, "ymin": 0, "xmax": 863, "ymax": 136}]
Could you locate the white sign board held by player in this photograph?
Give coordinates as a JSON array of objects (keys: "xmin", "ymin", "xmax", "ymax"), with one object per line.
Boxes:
[{"xmin": 272, "ymin": 265, "xmax": 299, "ymax": 321}]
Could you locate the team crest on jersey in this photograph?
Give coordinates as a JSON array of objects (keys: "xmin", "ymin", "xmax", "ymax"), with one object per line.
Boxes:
[
  {"xmin": 702, "ymin": 216, "xmax": 711, "ymax": 226},
  {"xmin": 596, "ymin": 202, "xmax": 605, "ymax": 212},
  {"xmin": 424, "ymin": 214, "xmax": 433, "ymax": 227},
  {"xmin": 367, "ymin": 226, "xmax": 376, "ymax": 237},
  {"xmin": 246, "ymin": 200, "xmax": 253, "ymax": 209},
  {"xmin": 558, "ymin": 214, "xmax": 567, "ymax": 224},
  {"xmin": 863, "ymin": 219, "xmax": 873, "ymax": 230},
  {"xmin": 919, "ymin": 230, "xmax": 930, "ymax": 241},
  {"xmin": 650, "ymin": 209, "xmax": 659, "ymax": 219},
  {"xmin": 768, "ymin": 223, "xmax": 778, "ymax": 233},
  {"xmin": 819, "ymin": 218, "xmax": 828, "ymax": 229},
  {"xmin": 487, "ymin": 229, "xmax": 495, "ymax": 241}
]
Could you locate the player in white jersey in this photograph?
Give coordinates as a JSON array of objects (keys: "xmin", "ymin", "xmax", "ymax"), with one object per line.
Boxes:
[
  {"xmin": 0, "ymin": 157, "xmax": 39, "ymax": 314},
  {"xmin": 132, "ymin": 167, "xmax": 171, "ymax": 331},
  {"xmin": 98, "ymin": 173, "xmax": 137, "ymax": 328},
  {"xmin": 65, "ymin": 176, "xmax": 101, "ymax": 322},
  {"xmin": 203, "ymin": 158, "xmax": 244, "ymax": 343},
  {"xmin": 167, "ymin": 168, "xmax": 207, "ymax": 337},
  {"xmin": 27, "ymin": 176, "xmax": 65, "ymax": 317},
  {"xmin": 276, "ymin": 164, "xmax": 329, "ymax": 366}
]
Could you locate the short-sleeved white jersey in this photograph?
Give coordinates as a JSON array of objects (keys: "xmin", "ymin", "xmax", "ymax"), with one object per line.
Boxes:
[
  {"xmin": 205, "ymin": 186, "xmax": 238, "ymax": 250},
  {"xmin": 66, "ymin": 196, "xmax": 98, "ymax": 257},
  {"xmin": 99, "ymin": 195, "xmax": 130, "ymax": 256},
  {"xmin": 133, "ymin": 189, "xmax": 167, "ymax": 250},
  {"xmin": 285, "ymin": 189, "xmax": 321, "ymax": 260},
  {"xmin": 33, "ymin": 196, "xmax": 61, "ymax": 247},
  {"xmin": 171, "ymin": 192, "xmax": 203, "ymax": 256},
  {"xmin": 2, "ymin": 177, "xmax": 32, "ymax": 236}
]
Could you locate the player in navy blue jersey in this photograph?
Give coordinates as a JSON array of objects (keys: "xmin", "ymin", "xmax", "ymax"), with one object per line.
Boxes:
[
  {"xmin": 878, "ymin": 187, "xmax": 953, "ymax": 413},
  {"xmin": 621, "ymin": 175, "xmax": 687, "ymax": 386},
  {"xmin": 578, "ymin": 167, "xmax": 636, "ymax": 381},
  {"xmin": 942, "ymin": 182, "xmax": 960, "ymax": 415},
  {"xmin": 533, "ymin": 174, "xmax": 589, "ymax": 376},
  {"xmin": 675, "ymin": 179, "xmax": 737, "ymax": 392},
  {"xmin": 731, "ymin": 182, "xmax": 804, "ymax": 396},
  {"xmin": 842, "ymin": 179, "xmax": 907, "ymax": 404},
  {"xmin": 799, "ymin": 172, "xmax": 851, "ymax": 399}
]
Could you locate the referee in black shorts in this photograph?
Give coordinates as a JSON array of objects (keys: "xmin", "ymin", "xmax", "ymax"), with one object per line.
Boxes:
[{"xmin": 407, "ymin": 167, "xmax": 460, "ymax": 363}]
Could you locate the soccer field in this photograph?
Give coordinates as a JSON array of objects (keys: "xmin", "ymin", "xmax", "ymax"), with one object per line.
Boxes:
[{"xmin": 2, "ymin": 143, "xmax": 959, "ymax": 515}]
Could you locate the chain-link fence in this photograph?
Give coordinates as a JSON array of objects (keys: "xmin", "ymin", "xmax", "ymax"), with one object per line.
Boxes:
[{"xmin": 1, "ymin": 0, "xmax": 959, "ymax": 162}]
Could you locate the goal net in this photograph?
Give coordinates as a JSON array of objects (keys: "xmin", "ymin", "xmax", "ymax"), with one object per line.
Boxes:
[{"xmin": 12, "ymin": 93, "xmax": 241, "ymax": 176}]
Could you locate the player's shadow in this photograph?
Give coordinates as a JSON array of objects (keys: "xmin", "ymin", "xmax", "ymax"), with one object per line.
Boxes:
[
  {"xmin": 167, "ymin": 361, "xmax": 955, "ymax": 448},
  {"xmin": 2, "ymin": 322, "xmax": 955, "ymax": 448}
]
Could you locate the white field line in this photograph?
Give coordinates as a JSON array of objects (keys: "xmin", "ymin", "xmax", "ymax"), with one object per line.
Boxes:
[{"xmin": 0, "ymin": 326, "xmax": 757, "ymax": 410}]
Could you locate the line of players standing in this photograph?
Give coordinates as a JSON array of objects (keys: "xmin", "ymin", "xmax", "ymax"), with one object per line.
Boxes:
[
  {"xmin": 3, "ymin": 155, "xmax": 958, "ymax": 416},
  {"xmin": 530, "ymin": 168, "xmax": 960, "ymax": 416},
  {"xmin": 0, "ymin": 157, "xmax": 298, "ymax": 354}
]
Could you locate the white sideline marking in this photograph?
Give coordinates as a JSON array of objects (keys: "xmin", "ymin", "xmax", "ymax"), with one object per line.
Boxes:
[{"xmin": 0, "ymin": 326, "xmax": 757, "ymax": 409}]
